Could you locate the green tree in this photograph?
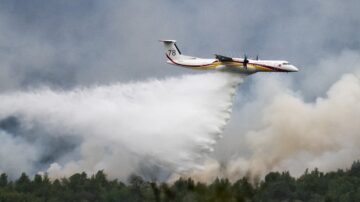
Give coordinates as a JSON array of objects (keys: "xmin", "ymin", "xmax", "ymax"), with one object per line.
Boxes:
[
  {"xmin": 15, "ymin": 173, "xmax": 32, "ymax": 193},
  {"xmin": 150, "ymin": 182, "xmax": 160, "ymax": 202},
  {"xmin": 62, "ymin": 172, "xmax": 95, "ymax": 201},
  {"xmin": 0, "ymin": 173, "xmax": 8, "ymax": 187},
  {"xmin": 208, "ymin": 178, "xmax": 234, "ymax": 202},
  {"xmin": 232, "ymin": 177, "xmax": 254, "ymax": 202},
  {"xmin": 297, "ymin": 168, "xmax": 328, "ymax": 201},
  {"xmin": 256, "ymin": 171, "xmax": 297, "ymax": 202},
  {"xmin": 160, "ymin": 183, "xmax": 175, "ymax": 202},
  {"xmin": 32, "ymin": 173, "xmax": 52, "ymax": 201},
  {"xmin": 128, "ymin": 174, "xmax": 148, "ymax": 202},
  {"xmin": 349, "ymin": 160, "xmax": 360, "ymax": 177}
]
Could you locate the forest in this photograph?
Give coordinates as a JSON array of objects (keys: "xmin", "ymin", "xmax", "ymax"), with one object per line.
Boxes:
[{"xmin": 1, "ymin": 161, "xmax": 360, "ymax": 202}]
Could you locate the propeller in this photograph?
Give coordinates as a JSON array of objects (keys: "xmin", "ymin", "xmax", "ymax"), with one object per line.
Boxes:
[{"xmin": 243, "ymin": 54, "xmax": 249, "ymax": 69}]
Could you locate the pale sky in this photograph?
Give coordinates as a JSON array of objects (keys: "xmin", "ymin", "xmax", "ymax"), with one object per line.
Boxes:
[{"xmin": 0, "ymin": 0, "xmax": 359, "ymax": 92}]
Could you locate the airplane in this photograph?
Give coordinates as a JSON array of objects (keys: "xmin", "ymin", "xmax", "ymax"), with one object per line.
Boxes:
[{"xmin": 160, "ymin": 40, "xmax": 299, "ymax": 74}]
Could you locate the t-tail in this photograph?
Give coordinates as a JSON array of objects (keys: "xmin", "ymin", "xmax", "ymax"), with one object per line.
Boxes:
[{"xmin": 159, "ymin": 40, "xmax": 183, "ymax": 61}]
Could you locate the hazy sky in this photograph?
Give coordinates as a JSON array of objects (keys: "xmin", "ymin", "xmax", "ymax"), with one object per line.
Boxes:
[
  {"xmin": 0, "ymin": 0, "xmax": 359, "ymax": 91},
  {"xmin": 1, "ymin": 0, "xmax": 360, "ymax": 180}
]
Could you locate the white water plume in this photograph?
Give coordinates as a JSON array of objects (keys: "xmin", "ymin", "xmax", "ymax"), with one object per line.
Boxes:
[{"xmin": 0, "ymin": 72, "xmax": 242, "ymax": 180}]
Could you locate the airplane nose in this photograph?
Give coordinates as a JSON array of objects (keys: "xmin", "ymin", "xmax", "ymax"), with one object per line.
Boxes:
[{"xmin": 289, "ymin": 65, "xmax": 299, "ymax": 72}]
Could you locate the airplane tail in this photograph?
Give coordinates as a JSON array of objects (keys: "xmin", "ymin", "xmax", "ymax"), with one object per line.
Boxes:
[{"xmin": 159, "ymin": 40, "xmax": 182, "ymax": 60}]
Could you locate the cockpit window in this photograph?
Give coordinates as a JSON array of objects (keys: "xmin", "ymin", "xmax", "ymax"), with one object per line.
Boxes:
[{"xmin": 282, "ymin": 62, "xmax": 290, "ymax": 65}]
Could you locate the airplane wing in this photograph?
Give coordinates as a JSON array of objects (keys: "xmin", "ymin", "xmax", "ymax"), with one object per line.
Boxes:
[{"xmin": 215, "ymin": 54, "xmax": 234, "ymax": 62}]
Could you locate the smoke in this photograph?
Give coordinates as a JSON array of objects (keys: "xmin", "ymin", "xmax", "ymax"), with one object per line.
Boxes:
[
  {"xmin": 244, "ymin": 72, "xmax": 360, "ymax": 177},
  {"xmin": 182, "ymin": 69, "xmax": 360, "ymax": 182},
  {"xmin": 0, "ymin": 72, "xmax": 242, "ymax": 180},
  {"xmin": 1, "ymin": 58, "xmax": 360, "ymax": 184}
]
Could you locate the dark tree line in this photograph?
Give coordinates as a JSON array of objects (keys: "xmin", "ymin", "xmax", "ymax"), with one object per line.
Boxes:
[{"xmin": 1, "ymin": 161, "xmax": 360, "ymax": 201}]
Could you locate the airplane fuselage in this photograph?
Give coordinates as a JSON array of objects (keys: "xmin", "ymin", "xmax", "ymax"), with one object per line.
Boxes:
[{"xmin": 161, "ymin": 40, "xmax": 299, "ymax": 74}]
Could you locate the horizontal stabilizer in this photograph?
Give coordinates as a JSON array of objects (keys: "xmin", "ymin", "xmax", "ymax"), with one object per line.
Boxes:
[
  {"xmin": 215, "ymin": 54, "xmax": 234, "ymax": 62},
  {"xmin": 159, "ymin": 39, "xmax": 176, "ymax": 43}
]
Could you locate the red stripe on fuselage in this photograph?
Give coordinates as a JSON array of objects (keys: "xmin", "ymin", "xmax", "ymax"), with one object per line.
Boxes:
[
  {"xmin": 166, "ymin": 54, "xmax": 290, "ymax": 72},
  {"xmin": 166, "ymin": 54, "xmax": 215, "ymax": 67}
]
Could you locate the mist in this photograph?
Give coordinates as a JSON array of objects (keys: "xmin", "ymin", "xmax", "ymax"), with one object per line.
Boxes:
[
  {"xmin": 184, "ymin": 68, "xmax": 360, "ymax": 182},
  {"xmin": 0, "ymin": 72, "xmax": 242, "ymax": 180}
]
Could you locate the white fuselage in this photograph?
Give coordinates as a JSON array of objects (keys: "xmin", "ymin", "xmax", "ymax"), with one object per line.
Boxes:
[{"xmin": 161, "ymin": 40, "xmax": 299, "ymax": 74}]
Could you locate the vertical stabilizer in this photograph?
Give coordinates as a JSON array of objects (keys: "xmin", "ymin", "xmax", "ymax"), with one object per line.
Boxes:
[{"xmin": 159, "ymin": 40, "xmax": 182, "ymax": 60}]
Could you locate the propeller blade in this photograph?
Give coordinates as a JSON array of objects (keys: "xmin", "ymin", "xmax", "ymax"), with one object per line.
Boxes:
[{"xmin": 244, "ymin": 54, "xmax": 249, "ymax": 69}]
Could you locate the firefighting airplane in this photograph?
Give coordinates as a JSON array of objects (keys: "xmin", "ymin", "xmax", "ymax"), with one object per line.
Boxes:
[{"xmin": 160, "ymin": 40, "xmax": 299, "ymax": 74}]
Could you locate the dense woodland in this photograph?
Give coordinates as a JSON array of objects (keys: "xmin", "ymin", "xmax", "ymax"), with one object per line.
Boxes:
[{"xmin": 1, "ymin": 161, "xmax": 360, "ymax": 201}]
